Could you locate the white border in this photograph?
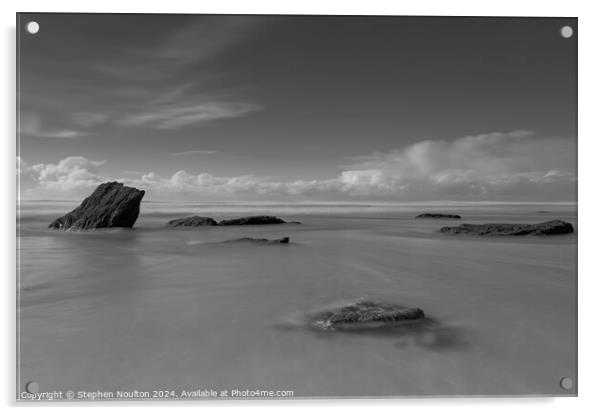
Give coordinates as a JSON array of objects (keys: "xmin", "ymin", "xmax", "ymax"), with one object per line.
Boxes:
[{"xmin": 3, "ymin": 0, "xmax": 601, "ymax": 413}]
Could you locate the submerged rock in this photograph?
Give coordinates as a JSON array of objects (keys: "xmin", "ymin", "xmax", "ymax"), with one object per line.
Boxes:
[
  {"xmin": 166, "ymin": 216, "xmax": 217, "ymax": 227},
  {"xmin": 309, "ymin": 301, "xmax": 425, "ymax": 330},
  {"xmin": 167, "ymin": 215, "xmax": 295, "ymax": 228},
  {"xmin": 439, "ymin": 219, "xmax": 574, "ymax": 236},
  {"xmin": 226, "ymin": 237, "xmax": 290, "ymax": 244},
  {"xmin": 416, "ymin": 213, "xmax": 461, "ymax": 219},
  {"xmin": 218, "ymin": 216, "xmax": 287, "ymax": 226},
  {"xmin": 48, "ymin": 182, "xmax": 145, "ymax": 231}
]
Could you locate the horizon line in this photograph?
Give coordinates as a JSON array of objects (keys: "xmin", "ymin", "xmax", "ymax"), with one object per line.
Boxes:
[{"xmin": 17, "ymin": 199, "xmax": 578, "ymax": 206}]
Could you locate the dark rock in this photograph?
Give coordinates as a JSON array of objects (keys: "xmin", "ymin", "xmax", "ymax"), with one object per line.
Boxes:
[
  {"xmin": 166, "ymin": 216, "xmax": 217, "ymax": 227},
  {"xmin": 225, "ymin": 236, "xmax": 290, "ymax": 244},
  {"xmin": 439, "ymin": 219, "xmax": 574, "ymax": 236},
  {"xmin": 48, "ymin": 182, "xmax": 145, "ymax": 231},
  {"xmin": 416, "ymin": 213, "xmax": 461, "ymax": 219},
  {"xmin": 309, "ymin": 301, "xmax": 425, "ymax": 330},
  {"xmin": 218, "ymin": 216, "xmax": 287, "ymax": 226}
]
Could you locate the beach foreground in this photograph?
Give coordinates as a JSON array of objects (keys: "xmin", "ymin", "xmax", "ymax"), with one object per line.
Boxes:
[{"xmin": 17, "ymin": 201, "xmax": 577, "ymax": 397}]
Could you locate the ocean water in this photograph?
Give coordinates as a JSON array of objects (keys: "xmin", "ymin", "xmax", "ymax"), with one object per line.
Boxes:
[{"xmin": 17, "ymin": 201, "xmax": 577, "ymax": 398}]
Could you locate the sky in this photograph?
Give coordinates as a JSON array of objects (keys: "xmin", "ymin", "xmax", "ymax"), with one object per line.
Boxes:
[{"xmin": 17, "ymin": 14, "xmax": 577, "ymax": 202}]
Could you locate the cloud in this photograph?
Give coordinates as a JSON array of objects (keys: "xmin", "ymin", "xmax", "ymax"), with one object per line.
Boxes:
[
  {"xmin": 22, "ymin": 18, "xmax": 264, "ymax": 137},
  {"xmin": 17, "ymin": 156, "xmax": 30, "ymax": 175},
  {"xmin": 120, "ymin": 170, "xmax": 280, "ymax": 197},
  {"xmin": 170, "ymin": 150, "xmax": 218, "ymax": 156},
  {"xmin": 154, "ymin": 16, "xmax": 261, "ymax": 67},
  {"xmin": 70, "ymin": 111, "xmax": 111, "ymax": 127},
  {"xmin": 120, "ymin": 102, "xmax": 260, "ymax": 129},
  {"xmin": 19, "ymin": 131, "xmax": 576, "ymax": 201},
  {"xmin": 26, "ymin": 156, "xmax": 106, "ymax": 192},
  {"xmin": 95, "ymin": 16, "xmax": 262, "ymax": 82},
  {"xmin": 121, "ymin": 131, "xmax": 575, "ymax": 200},
  {"xmin": 93, "ymin": 18, "xmax": 264, "ymax": 131},
  {"xmin": 338, "ymin": 130, "xmax": 576, "ymax": 198},
  {"xmin": 20, "ymin": 115, "xmax": 85, "ymax": 139}
]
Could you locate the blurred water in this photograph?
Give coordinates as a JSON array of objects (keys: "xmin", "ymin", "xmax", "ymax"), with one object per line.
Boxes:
[{"xmin": 17, "ymin": 201, "xmax": 577, "ymax": 397}]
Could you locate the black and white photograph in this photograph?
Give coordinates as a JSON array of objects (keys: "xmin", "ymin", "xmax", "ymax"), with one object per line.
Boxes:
[{"xmin": 16, "ymin": 13, "xmax": 577, "ymax": 400}]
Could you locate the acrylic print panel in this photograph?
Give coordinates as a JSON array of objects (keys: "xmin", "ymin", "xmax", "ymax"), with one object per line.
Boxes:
[{"xmin": 16, "ymin": 13, "xmax": 577, "ymax": 400}]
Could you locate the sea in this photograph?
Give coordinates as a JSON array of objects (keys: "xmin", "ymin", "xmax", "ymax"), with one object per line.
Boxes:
[{"xmin": 17, "ymin": 201, "xmax": 577, "ymax": 398}]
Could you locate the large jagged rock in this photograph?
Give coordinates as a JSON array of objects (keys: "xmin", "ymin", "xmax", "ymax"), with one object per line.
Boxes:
[
  {"xmin": 439, "ymin": 219, "xmax": 574, "ymax": 236},
  {"xmin": 48, "ymin": 182, "xmax": 145, "ymax": 230},
  {"xmin": 416, "ymin": 213, "xmax": 461, "ymax": 219},
  {"xmin": 309, "ymin": 301, "xmax": 425, "ymax": 330},
  {"xmin": 166, "ymin": 216, "xmax": 217, "ymax": 227},
  {"xmin": 218, "ymin": 216, "xmax": 287, "ymax": 226}
]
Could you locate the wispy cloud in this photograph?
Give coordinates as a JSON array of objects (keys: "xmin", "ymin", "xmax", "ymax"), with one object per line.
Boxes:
[
  {"xmin": 155, "ymin": 16, "xmax": 261, "ymax": 67},
  {"xmin": 20, "ymin": 115, "xmax": 85, "ymax": 139},
  {"xmin": 119, "ymin": 102, "xmax": 261, "ymax": 129},
  {"xmin": 70, "ymin": 111, "xmax": 111, "ymax": 127},
  {"xmin": 95, "ymin": 16, "xmax": 262, "ymax": 82},
  {"xmin": 170, "ymin": 150, "xmax": 218, "ymax": 156},
  {"xmin": 21, "ymin": 17, "xmax": 265, "ymax": 138},
  {"xmin": 98, "ymin": 18, "xmax": 264, "ymax": 130}
]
